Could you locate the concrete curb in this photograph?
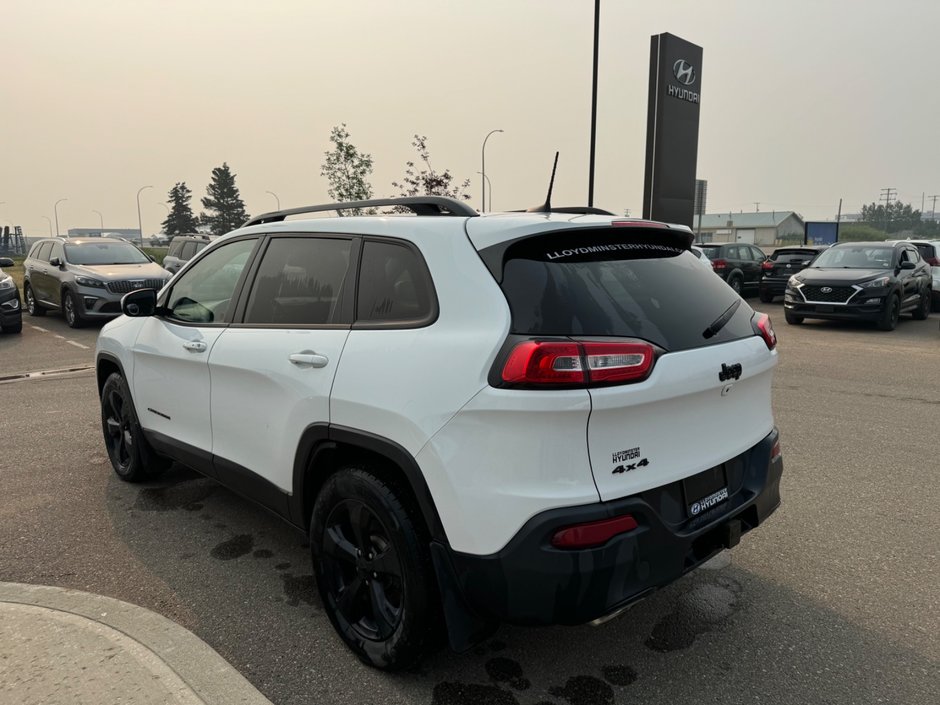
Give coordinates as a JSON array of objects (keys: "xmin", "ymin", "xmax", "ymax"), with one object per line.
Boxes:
[{"xmin": 0, "ymin": 582, "xmax": 273, "ymax": 705}]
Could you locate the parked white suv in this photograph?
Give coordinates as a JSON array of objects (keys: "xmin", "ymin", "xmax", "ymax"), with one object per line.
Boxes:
[{"xmin": 96, "ymin": 197, "xmax": 784, "ymax": 670}]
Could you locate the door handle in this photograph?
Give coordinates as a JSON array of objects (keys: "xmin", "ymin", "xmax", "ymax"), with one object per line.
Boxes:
[
  {"xmin": 183, "ymin": 340, "xmax": 207, "ymax": 353},
  {"xmin": 289, "ymin": 351, "xmax": 329, "ymax": 368}
]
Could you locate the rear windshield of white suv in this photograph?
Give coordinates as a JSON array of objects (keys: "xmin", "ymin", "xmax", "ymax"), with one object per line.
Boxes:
[{"xmin": 494, "ymin": 229, "xmax": 756, "ymax": 352}]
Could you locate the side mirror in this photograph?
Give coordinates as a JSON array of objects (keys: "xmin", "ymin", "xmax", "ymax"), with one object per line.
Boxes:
[
  {"xmin": 899, "ymin": 261, "xmax": 916, "ymax": 270},
  {"xmin": 0, "ymin": 257, "xmax": 14, "ymax": 268},
  {"xmin": 50, "ymin": 257, "xmax": 63, "ymax": 267},
  {"xmin": 122, "ymin": 288, "xmax": 158, "ymax": 317}
]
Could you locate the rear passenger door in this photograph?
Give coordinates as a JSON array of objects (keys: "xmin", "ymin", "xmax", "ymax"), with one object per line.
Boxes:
[{"xmin": 207, "ymin": 234, "xmax": 355, "ymax": 497}]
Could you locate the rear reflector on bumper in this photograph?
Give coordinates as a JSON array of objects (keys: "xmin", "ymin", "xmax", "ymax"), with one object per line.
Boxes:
[{"xmin": 551, "ymin": 515, "xmax": 639, "ymax": 549}]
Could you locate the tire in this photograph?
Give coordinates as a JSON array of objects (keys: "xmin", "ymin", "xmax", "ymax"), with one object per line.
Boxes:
[
  {"xmin": 784, "ymin": 310, "xmax": 803, "ymax": 325},
  {"xmin": 759, "ymin": 290, "xmax": 774, "ymax": 303},
  {"xmin": 311, "ymin": 467, "xmax": 438, "ymax": 670},
  {"xmin": 877, "ymin": 294, "xmax": 900, "ymax": 331},
  {"xmin": 912, "ymin": 286, "xmax": 930, "ymax": 320},
  {"xmin": 100, "ymin": 372, "xmax": 170, "ymax": 482},
  {"xmin": 23, "ymin": 283, "xmax": 46, "ymax": 317},
  {"xmin": 63, "ymin": 289, "xmax": 84, "ymax": 328},
  {"xmin": 728, "ymin": 275, "xmax": 743, "ymax": 296},
  {"xmin": 2, "ymin": 320, "xmax": 22, "ymax": 334}
]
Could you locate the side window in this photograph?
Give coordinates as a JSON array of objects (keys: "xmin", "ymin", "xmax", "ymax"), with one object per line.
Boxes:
[
  {"xmin": 50, "ymin": 242, "xmax": 64, "ymax": 262},
  {"xmin": 195, "ymin": 241, "xmax": 208, "ymax": 254},
  {"xmin": 165, "ymin": 238, "xmax": 257, "ymax": 324},
  {"xmin": 909, "ymin": 248, "xmax": 921, "ymax": 263},
  {"xmin": 724, "ymin": 245, "xmax": 739, "ymax": 260},
  {"xmin": 750, "ymin": 246, "xmax": 766, "ymax": 261},
  {"xmin": 356, "ymin": 240, "xmax": 434, "ymax": 324},
  {"xmin": 180, "ymin": 241, "xmax": 197, "ymax": 260},
  {"xmin": 27, "ymin": 242, "xmax": 43, "ymax": 258},
  {"xmin": 168, "ymin": 240, "xmax": 183, "ymax": 258},
  {"xmin": 35, "ymin": 242, "xmax": 53, "ymax": 262},
  {"xmin": 243, "ymin": 237, "xmax": 352, "ymax": 326}
]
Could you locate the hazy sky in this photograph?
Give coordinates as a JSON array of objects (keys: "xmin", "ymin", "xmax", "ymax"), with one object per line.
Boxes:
[{"xmin": 4, "ymin": 0, "xmax": 939, "ymax": 236}]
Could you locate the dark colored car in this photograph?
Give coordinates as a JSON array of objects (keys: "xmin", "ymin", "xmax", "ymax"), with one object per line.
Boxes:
[
  {"xmin": 0, "ymin": 256, "xmax": 22, "ymax": 333},
  {"xmin": 162, "ymin": 235, "xmax": 212, "ymax": 274},
  {"xmin": 784, "ymin": 241, "xmax": 931, "ymax": 330},
  {"xmin": 886, "ymin": 239, "xmax": 940, "ymax": 311},
  {"xmin": 697, "ymin": 243, "xmax": 768, "ymax": 295},
  {"xmin": 758, "ymin": 246, "xmax": 828, "ymax": 302}
]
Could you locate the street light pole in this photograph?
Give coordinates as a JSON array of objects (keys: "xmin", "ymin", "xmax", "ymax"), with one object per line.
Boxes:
[
  {"xmin": 54, "ymin": 198, "xmax": 67, "ymax": 236},
  {"xmin": 266, "ymin": 191, "xmax": 281, "ymax": 210},
  {"xmin": 481, "ymin": 129, "xmax": 503, "ymax": 213},
  {"xmin": 477, "ymin": 172, "xmax": 493, "ymax": 212},
  {"xmin": 588, "ymin": 0, "xmax": 600, "ymax": 208},
  {"xmin": 42, "ymin": 216, "xmax": 53, "ymax": 236},
  {"xmin": 92, "ymin": 210, "xmax": 104, "ymax": 236},
  {"xmin": 136, "ymin": 185, "xmax": 153, "ymax": 246}
]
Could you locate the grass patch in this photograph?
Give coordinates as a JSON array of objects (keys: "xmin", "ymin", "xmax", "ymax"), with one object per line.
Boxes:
[
  {"xmin": 142, "ymin": 247, "xmax": 167, "ymax": 265},
  {"xmin": 2, "ymin": 257, "xmax": 25, "ymax": 293}
]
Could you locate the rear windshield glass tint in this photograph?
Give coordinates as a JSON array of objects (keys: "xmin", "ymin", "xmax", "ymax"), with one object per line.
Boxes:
[
  {"xmin": 772, "ymin": 249, "xmax": 818, "ymax": 263},
  {"xmin": 698, "ymin": 246, "xmax": 722, "ymax": 260},
  {"xmin": 494, "ymin": 229, "xmax": 756, "ymax": 352}
]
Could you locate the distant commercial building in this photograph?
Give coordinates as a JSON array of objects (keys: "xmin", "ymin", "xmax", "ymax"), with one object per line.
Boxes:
[{"xmin": 695, "ymin": 211, "xmax": 804, "ymax": 246}]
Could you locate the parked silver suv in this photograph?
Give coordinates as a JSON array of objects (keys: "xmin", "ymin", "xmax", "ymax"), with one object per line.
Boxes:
[{"xmin": 23, "ymin": 237, "xmax": 171, "ymax": 328}]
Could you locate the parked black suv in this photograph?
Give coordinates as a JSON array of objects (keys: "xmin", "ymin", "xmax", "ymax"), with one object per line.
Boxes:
[
  {"xmin": 697, "ymin": 243, "xmax": 768, "ymax": 295},
  {"xmin": 758, "ymin": 246, "xmax": 828, "ymax": 302},
  {"xmin": 784, "ymin": 241, "xmax": 931, "ymax": 330},
  {"xmin": 163, "ymin": 235, "xmax": 212, "ymax": 274},
  {"xmin": 0, "ymin": 256, "xmax": 22, "ymax": 333}
]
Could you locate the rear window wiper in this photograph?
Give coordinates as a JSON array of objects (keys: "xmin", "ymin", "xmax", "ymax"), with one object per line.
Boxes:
[{"xmin": 702, "ymin": 299, "xmax": 741, "ymax": 339}]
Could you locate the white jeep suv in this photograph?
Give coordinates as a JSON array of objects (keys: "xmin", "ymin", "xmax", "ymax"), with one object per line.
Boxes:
[{"xmin": 96, "ymin": 196, "xmax": 783, "ymax": 670}]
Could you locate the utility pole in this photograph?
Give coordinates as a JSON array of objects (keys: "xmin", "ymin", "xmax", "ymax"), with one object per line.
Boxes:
[
  {"xmin": 929, "ymin": 194, "xmax": 939, "ymax": 221},
  {"xmin": 879, "ymin": 187, "xmax": 897, "ymax": 235},
  {"xmin": 753, "ymin": 202, "xmax": 760, "ymax": 212}
]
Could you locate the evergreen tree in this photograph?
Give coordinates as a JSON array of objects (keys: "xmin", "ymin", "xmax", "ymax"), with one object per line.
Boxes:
[
  {"xmin": 161, "ymin": 182, "xmax": 200, "ymax": 235},
  {"xmin": 201, "ymin": 163, "xmax": 248, "ymax": 235},
  {"xmin": 321, "ymin": 124, "xmax": 374, "ymax": 213}
]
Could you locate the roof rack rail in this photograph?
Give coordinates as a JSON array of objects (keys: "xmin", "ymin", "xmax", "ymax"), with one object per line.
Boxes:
[
  {"xmin": 506, "ymin": 206, "xmax": 616, "ymax": 216},
  {"xmin": 242, "ymin": 196, "xmax": 478, "ymax": 227}
]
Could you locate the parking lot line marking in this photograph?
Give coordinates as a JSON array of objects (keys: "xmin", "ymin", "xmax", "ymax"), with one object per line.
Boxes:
[
  {"xmin": 54, "ymin": 334, "xmax": 66, "ymax": 340},
  {"xmin": 29, "ymin": 325, "xmax": 49, "ymax": 333},
  {"xmin": 66, "ymin": 340, "xmax": 90, "ymax": 350}
]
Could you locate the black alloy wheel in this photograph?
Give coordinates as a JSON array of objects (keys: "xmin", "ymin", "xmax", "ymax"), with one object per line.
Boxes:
[
  {"xmin": 877, "ymin": 294, "xmax": 901, "ymax": 331},
  {"xmin": 63, "ymin": 290, "xmax": 83, "ymax": 328},
  {"xmin": 784, "ymin": 310, "xmax": 804, "ymax": 325},
  {"xmin": 912, "ymin": 286, "xmax": 930, "ymax": 320},
  {"xmin": 24, "ymin": 283, "xmax": 45, "ymax": 316},
  {"xmin": 100, "ymin": 372, "xmax": 168, "ymax": 482},
  {"xmin": 729, "ymin": 276, "xmax": 743, "ymax": 295},
  {"xmin": 311, "ymin": 468, "xmax": 438, "ymax": 670}
]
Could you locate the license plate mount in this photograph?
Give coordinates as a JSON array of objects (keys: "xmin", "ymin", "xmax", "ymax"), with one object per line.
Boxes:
[{"xmin": 684, "ymin": 465, "xmax": 729, "ymax": 518}]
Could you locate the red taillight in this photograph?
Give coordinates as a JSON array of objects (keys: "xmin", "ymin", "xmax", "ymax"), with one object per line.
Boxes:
[
  {"xmin": 761, "ymin": 260, "xmax": 773, "ymax": 271},
  {"xmin": 501, "ymin": 341, "xmax": 655, "ymax": 387},
  {"xmin": 551, "ymin": 514, "xmax": 638, "ymax": 549},
  {"xmin": 712, "ymin": 258, "xmax": 728, "ymax": 270},
  {"xmin": 770, "ymin": 438, "xmax": 782, "ymax": 462},
  {"xmin": 611, "ymin": 220, "xmax": 669, "ymax": 229},
  {"xmin": 752, "ymin": 312, "xmax": 777, "ymax": 350}
]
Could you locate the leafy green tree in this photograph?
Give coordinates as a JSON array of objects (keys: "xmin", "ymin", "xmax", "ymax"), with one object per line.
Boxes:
[
  {"xmin": 859, "ymin": 201, "xmax": 921, "ymax": 234},
  {"xmin": 201, "ymin": 163, "xmax": 248, "ymax": 235},
  {"xmin": 321, "ymin": 124, "xmax": 374, "ymax": 213},
  {"xmin": 392, "ymin": 135, "xmax": 472, "ymax": 203},
  {"xmin": 838, "ymin": 223, "xmax": 891, "ymax": 242},
  {"xmin": 161, "ymin": 182, "xmax": 200, "ymax": 235}
]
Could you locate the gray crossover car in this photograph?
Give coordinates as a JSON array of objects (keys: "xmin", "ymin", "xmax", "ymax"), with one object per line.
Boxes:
[{"xmin": 23, "ymin": 237, "xmax": 171, "ymax": 328}]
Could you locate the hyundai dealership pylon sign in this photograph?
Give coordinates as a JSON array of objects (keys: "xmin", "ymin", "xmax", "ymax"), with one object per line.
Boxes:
[{"xmin": 643, "ymin": 33, "xmax": 703, "ymax": 227}]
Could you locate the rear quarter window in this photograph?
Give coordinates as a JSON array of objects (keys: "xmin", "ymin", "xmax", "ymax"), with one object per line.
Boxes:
[
  {"xmin": 355, "ymin": 240, "xmax": 436, "ymax": 326},
  {"xmin": 493, "ymin": 229, "xmax": 756, "ymax": 352}
]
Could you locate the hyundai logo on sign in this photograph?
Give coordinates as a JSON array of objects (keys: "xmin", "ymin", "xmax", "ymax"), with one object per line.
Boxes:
[{"xmin": 673, "ymin": 59, "xmax": 696, "ymax": 85}]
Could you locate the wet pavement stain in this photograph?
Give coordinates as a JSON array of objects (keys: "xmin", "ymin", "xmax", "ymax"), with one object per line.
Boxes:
[
  {"xmin": 253, "ymin": 549, "xmax": 274, "ymax": 558},
  {"xmin": 645, "ymin": 579, "xmax": 740, "ymax": 652},
  {"xmin": 134, "ymin": 481, "xmax": 215, "ymax": 512},
  {"xmin": 484, "ymin": 657, "xmax": 530, "ymax": 691},
  {"xmin": 280, "ymin": 573, "xmax": 318, "ymax": 607},
  {"xmin": 548, "ymin": 675, "xmax": 614, "ymax": 705},
  {"xmin": 431, "ymin": 682, "xmax": 519, "ymax": 705},
  {"xmin": 210, "ymin": 534, "xmax": 254, "ymax": 560},
  {"xmin": 274, "ymin": 562, "xmax": 291, "ymax": 571},
  {"xmin": 601, "ymin": 664, "xmax": 637, "ymax": 686}
]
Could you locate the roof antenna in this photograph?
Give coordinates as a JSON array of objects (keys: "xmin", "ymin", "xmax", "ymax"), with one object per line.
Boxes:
[{"xmin": 527, "ymin": 151, "xmax": 559, "ymax": 213}]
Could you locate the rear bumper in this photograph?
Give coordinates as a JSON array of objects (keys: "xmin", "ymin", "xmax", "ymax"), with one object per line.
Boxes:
[
  {"xmin": 759, "ymin": 278, "xmax": 789, "ymax": 296},
  {"xmin": 440, "ymin": 429, "xmax": 782, "ymax": 626}
]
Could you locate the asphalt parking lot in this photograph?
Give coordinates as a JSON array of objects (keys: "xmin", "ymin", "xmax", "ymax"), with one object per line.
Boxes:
[{"xmin": 1, "ymin": 304, "xmax": 937, "ymax": 705}]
